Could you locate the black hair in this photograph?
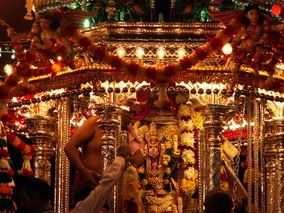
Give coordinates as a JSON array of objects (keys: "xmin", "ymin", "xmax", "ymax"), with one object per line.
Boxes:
[
  {"xmin": 244, "ymin": 4, "xmax": 259, "ymax": 13},
  {"xmin": 14, "ymin": 175, "xmax": 51, "ymax": 202},
  {"xmin": 204, "ymin": 190, "xmax": 233, "ymax": 213}
]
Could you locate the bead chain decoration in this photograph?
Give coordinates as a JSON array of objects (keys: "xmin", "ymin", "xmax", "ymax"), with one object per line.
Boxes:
[
  {"xmin": 246, "ymin": 97, "xmax": 253, "ymax": 213},
  {"xmin": 259, "ymin": 100, "xmax": 265, "ymax": 213},
  {"xmin": 54, "ymin": 98, "xmax": 71, "ymax": 213},
  {"xmin": 198, "ymin": 129, "xmax": 205, "ymax": 213},
  {"xmin": 232, "ymin": 103, "xmax": 245, "ymax": 209},
  {"xmin": 253, "ymin": 99, "xmax": 260, "ymax": 213}
]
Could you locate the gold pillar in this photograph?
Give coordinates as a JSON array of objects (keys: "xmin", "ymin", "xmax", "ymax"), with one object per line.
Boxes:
[
  {"xmin": 264, "ymin": 117, "xmax": 284, "ymax": 213},
  {"xmin": 97, "ymin": 104, "xmax": 120, "ymax": 213},
  {"xmin": 204, "ymin": 104, "xmax": 233, "ymax": 192},
  {"xmin": 54, "ymin": 99, "xmax": 71, "ymax": 213},
  {"xmin": 26, "ymin": 116, "xmax": 56, "ymax": 185}
]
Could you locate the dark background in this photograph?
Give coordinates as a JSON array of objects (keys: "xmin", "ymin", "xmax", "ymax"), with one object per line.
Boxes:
[{"xmin": 0, "ymin": 0, "xmax": 32, "ymax": 78}]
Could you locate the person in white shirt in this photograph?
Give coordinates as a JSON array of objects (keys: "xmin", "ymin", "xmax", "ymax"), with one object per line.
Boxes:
[{"xmin": 71, "ymin": 144, "xmax": 143, "ymax": 213}]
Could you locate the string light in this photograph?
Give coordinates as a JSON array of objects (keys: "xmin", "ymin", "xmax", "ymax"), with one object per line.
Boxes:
[
  {"xmin": 11, "ymin": 49, "xmax": 16, "ymax": 59},
  {"xmin": 57, "ymin": 56, "xmax": 62, "ymax": 61},
  {"xmin": 156, "ymin": 47, "xmax": 166, "ymax": 59},
  {"xmin": 135, "ymin": 47, "xmax": 145, "ymax": 59},
  {"xmin": 177, "ymin": 48, "xmax": 186, "ymax": 59},
  {"xmin": 83, "ymin": 19, "xmax": 91, "ymax": 28},
  {"xmin": 116, "ymin": 47, "xmax": 126, "ymax": 58},
  {"xmin": 222, "ymin": 43, "xmax": 233, "ymax": 55},
  {"xmin": 4, "ymin": 64, "xmax": 13, "ymax": 76}
]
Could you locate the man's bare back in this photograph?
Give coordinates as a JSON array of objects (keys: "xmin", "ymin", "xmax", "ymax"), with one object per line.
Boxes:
[
  {"xmin": 65, "ymin": 115, "xmax": 104, "ymax": 205},
  {"xmin": 81, "ymin": 125, "xmax": 103, "ymax": 175}
]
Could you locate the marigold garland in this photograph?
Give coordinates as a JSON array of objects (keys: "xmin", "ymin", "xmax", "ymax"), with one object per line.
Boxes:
[
  {"xmin": 6, "ymin": 134, "xmax": 34, "ymax": 176},
  {"xmin": 0, "ymin": 122, "xmax": 16, "ymax": 213},
  {"xmin": 0, "ymin": 11, "xmax": 243, "ymax": 99}
]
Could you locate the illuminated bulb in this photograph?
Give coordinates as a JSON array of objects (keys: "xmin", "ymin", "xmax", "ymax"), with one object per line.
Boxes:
[
  {"xmin": 57, "ymin": 56, "xmax": 62, "ymax": 61},
  {"xmin": 11, "ymin": 54, "xmax": 16, "ymax": 59},
  {"xmin": 177, "ymin": 48, "xmax": 186, "ymax": 59},
  {"xmin": 135, "ymin": 47, "xmax": 145, "ymax": 59},
  {"xmin": 271, "ymin": 5, "xmax": 282, "ymax": 16},
  {"xmin": 83, "ymin": 19, "xmax": 91, "ymax": 28},
  {"xmin": 51, "ymin": 62, "xmax": 63, "ymax": 73},
  {"xmin": 4, "ymin": 64, "xmax": 13, "ymax": 76},
  {"xmin": 156, "ymin": 47, "xmax": 166, "ymax": 59},
  {"xmin": 116, "ymin": 47, "xmax": 126, "ymax": 58},
  {"xmin": 222, "ymin": 43, "xmax": 233, "ymax": 55}
]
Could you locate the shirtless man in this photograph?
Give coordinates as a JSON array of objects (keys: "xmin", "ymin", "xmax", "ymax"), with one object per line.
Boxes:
[
  {"xmin": 65, "ymin": 101, "xmax": 143, "ymax": 206},
  {"xmin": 64, "ymin": 115, "xmax": 103, "ymax": 206}
]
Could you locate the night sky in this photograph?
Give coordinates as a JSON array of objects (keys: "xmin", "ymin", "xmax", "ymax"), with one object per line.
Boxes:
[{"xmin": 0, "ymin": 0, "xmax": 32, "ymax": 78}]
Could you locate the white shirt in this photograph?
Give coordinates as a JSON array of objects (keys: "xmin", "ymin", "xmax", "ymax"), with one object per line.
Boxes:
[{"xmin": 72, "ymin": 157, "xmax": 126, "ymax": 213}]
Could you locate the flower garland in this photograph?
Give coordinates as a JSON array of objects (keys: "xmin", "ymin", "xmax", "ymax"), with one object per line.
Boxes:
[
  {"xmin": 0, "ymin": 9, "xmax": 243, "ymax": 99},
  {"xmin": 72, "ymin": 18, "xmax": 242, "ymax": 82},
  {"xmin": 122, "ymin": 166, "xmax": 143, "ymax": 213},
  {"xmin": 6, "ymin": 134, "xmax": 34, "ymax": 176},
  {"xmin": 0, "ymin": 122, "xmax": 16, "ymax": 213}
]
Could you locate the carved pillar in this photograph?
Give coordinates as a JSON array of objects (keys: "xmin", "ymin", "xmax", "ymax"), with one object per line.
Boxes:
[
  {"xmin": 54, "ymin": 99, "xmax": 71, "ymax": 213},
  {"xmin": 204, "ymin": 105, "xmax": 232, "ymax": 192},
  {"xmin": 97, "ymin": 104, "xmax": 120, "ymax": 213},
  {"xmin": 264, "ymin": 117, "xmax": 284, "ymax": 213},
  {"xmin": 26, "ymin": 116, "xmax": 56, "ymax": 185}
]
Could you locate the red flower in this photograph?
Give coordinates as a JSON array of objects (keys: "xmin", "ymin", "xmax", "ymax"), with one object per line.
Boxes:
[
  {"xmin": 0, "ymin": 148, "xmax": 9, "ymax": 158},
  {"xmin": 195, "ymin": 47, "xmax": 207, "ymax": 60},
  {"xmin": 79, "ymin": 37, "xmax": 92, "ymax": 50},
  {"xmin": 146, "ymin": 67, "xmax": 157, "ymax": 80},
  {"xmin": 21, "ymin": 168, "xmax": 33, "ymax": 177},
  {"xmin": 223, "ymin": 25, "xmax": 235, "ymax": 36},
  {"xmin": 91, "ymin": 46, "xmax": 106, "ymax": 60},
  {"xmin": 6, "ymin": 134, "xmax": 16, "ymax": 142},
  {"xmin": 209, "ymin": 38, "xmax": 223, "ymax": 50},
  {"xmin": 110, "ymin": 55, "xmax": 122, "ymax": 68},
  {"xmin": 164, "ymin": 64, "xmax": 177, "ymax": 77},
  {"xmin": 6, "ymin": 74, "xmax": 21, "ymax": 87},
  {"xmin": 179, "ymin": 57, "xmax": 192, "ymax": 69},
  {"xmin": 8, "ymin": 169, "xmax": 14, "ymax": 177},
  {"xmin": 128, "ymin": 62, "xmax": 140, "ymax": 76}
]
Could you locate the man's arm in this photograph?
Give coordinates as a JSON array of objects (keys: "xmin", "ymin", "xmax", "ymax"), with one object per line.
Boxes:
[
  {"xmin": 72, "ymin": 156, "xmax": 126, "ymax": 213},
  {"xmin": 64, "ymin": 116, "xmax": 100, "ymax": 185}
]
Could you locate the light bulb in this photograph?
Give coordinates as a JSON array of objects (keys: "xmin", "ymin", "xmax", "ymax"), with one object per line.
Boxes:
[
  {"xmin": 4, "ymin": 64, "xmax": 13, "ymax": 76},
  {"xmin": 222, "ymin": 43, "xmax": 233, "ymax": 55},
  {"xmin": 116, "ymin": 47, "xmax": 126, "ymax": 58},
  {"xmin": 157, "ymin": 47, "xmax": 166, "ymax": 59},
  {"xmin": 135, "ymin": 47, "xmax": 145, "ymax": 59},
  {"xmin": 177, "ymin": 48, "xmax": 186, "ymax": 59}
]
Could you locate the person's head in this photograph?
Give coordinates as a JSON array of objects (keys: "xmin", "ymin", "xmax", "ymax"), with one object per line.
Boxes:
[
  {"xmin": 117, "ymin": 144, "xmax": 144, "ymax": 168},
  {"xmin": 205, "ymin": 190, "xmax": 233, "ymax": 213},
  {"xmin": 14, "ymin": 175, "xmax": 51, "ymax": 213},
  {"xmin": 120, "ymin": 99, "xmax": 141, "ymax": 129},
  {"xmin": 244, "ymin": 4, "xmax": 260, "ymax": 24}
]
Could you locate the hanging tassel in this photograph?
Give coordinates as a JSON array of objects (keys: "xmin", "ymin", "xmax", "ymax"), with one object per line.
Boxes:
[{"xmin": 19, "ymin": 157, "xmax": 33, "ymax": 176}]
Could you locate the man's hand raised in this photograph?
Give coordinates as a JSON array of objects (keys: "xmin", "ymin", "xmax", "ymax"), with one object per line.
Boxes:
[{"xmin": 82, "ymin": 169, "xmax": 101, "ymax": 188}]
